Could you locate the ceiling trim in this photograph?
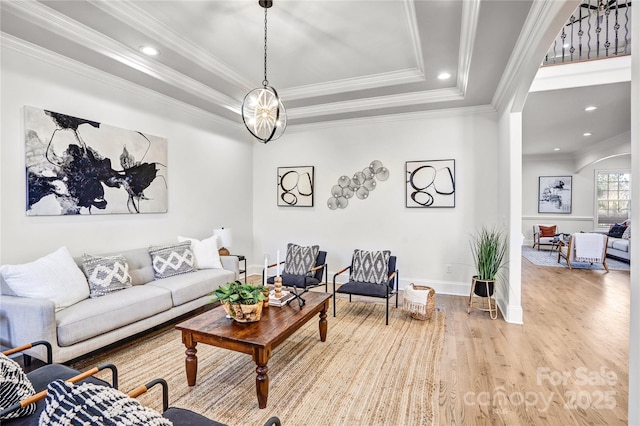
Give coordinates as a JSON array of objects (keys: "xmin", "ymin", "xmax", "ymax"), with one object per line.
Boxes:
[
  {"xmin": 289, "ymin": 104, "xmax": 496, "ymax": 132},
  {"xmin": 530, "ymin": 55, "xmax": 632, "ymax": 92},
  {"xmin": 456, "ymin": 0, "xmax": 480, "ymax": 95},
  {"xmin": 4, "ymin": 1, "xmax": 241, "ymax": 115},
  {"xmin": 281, "ymin": 68, "xmax": 425, "ymax": 100},
  {"xmin": 288, "ymin": 87, "xmax": 464, "ymax": 120},
  {"xmin": 1, "ymin": 33, "xmax": 240, "ymax": 131},
  {"xmin": 88, "ymin": 0, "xmax": 253, "ymax": 90},
  {"xmin": 402, "ymin": 0, "xmax": 426, "ymax": 79},
  {"xmin": 281, "ymin": 0, "xmax": 426, "ymax": 100},
  {"xmin": 491, "ymin": 1, "xmax": 577, "ymax": 111}
]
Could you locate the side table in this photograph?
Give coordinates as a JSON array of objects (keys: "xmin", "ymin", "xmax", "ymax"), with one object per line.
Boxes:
[{"xmin": 233, "ymin": 255, "xmax": 246, "ymax": 282}]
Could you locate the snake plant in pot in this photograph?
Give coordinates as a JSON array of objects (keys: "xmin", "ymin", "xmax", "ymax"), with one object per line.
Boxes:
[{"xmin": 470, "ymin": 226, "xmax": 507, "ymax": 297}]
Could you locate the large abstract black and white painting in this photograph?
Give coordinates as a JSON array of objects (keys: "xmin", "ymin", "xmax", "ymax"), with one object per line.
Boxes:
[
  {"xmin": 277, "ymin": 166, "xmax": 314, "ymax": 207},
  {"xmin": 25, "ymin": 106, "xmax": 167, "ymax": 215},
  {"xmin": 405, "ymin": 159, "xmax": 455, "ymax": 208},
  {"xmin": 538, "ymin": 176, "xmax": 572, "ymax": 213}
]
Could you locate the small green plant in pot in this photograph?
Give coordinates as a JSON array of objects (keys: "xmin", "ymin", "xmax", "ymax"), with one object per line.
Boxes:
[
  {"xmin": 469, "ymin": 226, "xmax": 507, "ymax": 297},
  {"xmin": 211, "ymin": 281, "xmax": 268, "ymax": 322}
]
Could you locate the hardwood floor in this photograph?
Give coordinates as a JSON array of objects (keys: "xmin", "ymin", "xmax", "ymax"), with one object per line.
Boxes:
[
  {"xmin": 439, "ymin": 257, "xmax": 628, "ymax": 425},
  {"xmin": 250, "ymin": 257, "xmax": 629, "ymax": 425}
]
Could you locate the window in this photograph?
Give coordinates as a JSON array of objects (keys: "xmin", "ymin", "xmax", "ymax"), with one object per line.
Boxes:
[{"xmin": 596, "ymin": 170, "xmax": 631, "ymax": 229}]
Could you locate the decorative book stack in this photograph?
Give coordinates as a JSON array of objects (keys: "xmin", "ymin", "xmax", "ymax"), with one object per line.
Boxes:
[{"xmin": 269, "ymin": 290, "xmax": 295, "ymax": 307}]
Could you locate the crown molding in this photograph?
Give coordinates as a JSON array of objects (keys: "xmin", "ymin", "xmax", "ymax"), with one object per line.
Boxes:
[
  {"xmin": 3, "ymin": 1, "xmax": 241, "ymax": 115},
  {"xmin": 88, "ymin": 0, "xmax": 253, "ymax": 90},
  {"xmin": 1, "ymin": 33, "xmax": 241, "ymax": 132},
  {"xmin": 282, "ymin": 0, "xmax": 426, "ymax": 100},
  {"xmin": 491, "ymin": 1, "xmax": 576, "ymax": 112},
  {"xmin": 530, "ymin": 55, "xmax": 632, "ymax": 92},
  {"xmin": 288, "ymin": 87, "xmax": 463, "ymax": 120},
  {"xmin": 281, "ymin": 68, "xmax": 425, "ymax": 100},
  {"xmin": 403, "ymin": 0, "xmax": 426, "ymax": 79},
  {"xmin": 289, "ymin": 104, "xmax": 496, "ymax": 132},
  {"xmin": 456, "ymin": 0, "xmax": 480, "ymax": 95}
]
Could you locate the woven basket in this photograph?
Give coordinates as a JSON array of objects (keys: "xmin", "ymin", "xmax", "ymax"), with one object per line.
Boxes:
[{"xmin": 403, "ymin": 284, "xmax": 436, "ymax": 321}]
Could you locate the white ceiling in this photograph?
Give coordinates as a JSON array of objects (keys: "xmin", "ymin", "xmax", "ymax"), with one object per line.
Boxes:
[
  {"xmin": 0, "ymin": 0, "xmax": 630, "ymax": 156},
  {"xmin": 523, "ymin": 81, "xmax": 631, "ymax": 156},
  {"xmin": 1, "ymin": 0, "xmax": 532, "ymax": 124}
]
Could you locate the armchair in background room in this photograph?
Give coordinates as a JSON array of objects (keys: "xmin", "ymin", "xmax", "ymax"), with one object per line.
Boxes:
[
  {"xmin": 263, "ymin": 243, "xmax": 328, "ymax": 305},
  {"xmin": 332, "ymin": 249, "xmax": 398, "ymax": 325},
  {"xmin": 532, "ymin": 224, "xmax": 558, "ymax": 250},
  {"xmin": 558, "ymin": 233, "xmax": 609, "ymax": 272}
]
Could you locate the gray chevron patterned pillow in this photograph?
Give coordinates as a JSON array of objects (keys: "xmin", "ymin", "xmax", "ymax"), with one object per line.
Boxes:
[
  {"xmin": 82, "ymin": 254, "xmax": 132, "ymax": 298},
  {"xmin": 149, "ymin": 241, "xmax": 196, "ymax": 279},
  {"xmin": 40, "ymin": 380, "xmax": 171, "ymax": 425},
  {"xmin": 0, "ymin": 353, "xmax": 36, "ymax": 420},
  {"xmin": 283, "ymin": 243, "xmax": 319, "ymax": 276},
  {"xmin": 350, "ymin": 249, "xmax": 390, "ymax": 285}
]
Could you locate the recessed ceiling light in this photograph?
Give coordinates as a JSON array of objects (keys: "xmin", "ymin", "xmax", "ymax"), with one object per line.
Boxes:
[
  {"xmin": 554, "ymin": 148, "xmax": 560, "ymax": 151},
  {"xmin": 583, "ymin": 132, "xmax": 592, "ymax": 136},
  {"xmin": 585, "ymin": 106, "xmax": 598, "ymax": 111},
  {"xmin": 139, "ymin": 45, "xmax": 159, "ymax": 56},
  {"xmin": 437, "ymin": 72, "xmax": 451, "ymax": 80}
]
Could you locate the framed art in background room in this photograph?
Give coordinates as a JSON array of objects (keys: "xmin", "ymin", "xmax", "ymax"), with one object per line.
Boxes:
[
  {"xmin": 405, "ymin": 159, "xmax": 455, "ymax": 208},
  {"xmin": 277, "ymin": 166, "xmax": 314, "ymax": 207},
  {"xmin": 538, "ymin": 176, "xmax": 572, "ymax": 213}
]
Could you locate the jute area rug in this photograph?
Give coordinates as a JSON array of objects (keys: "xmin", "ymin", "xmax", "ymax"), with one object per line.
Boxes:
[{"xmin": 71, "ymin": 300, "xmax": 445, "ymax": 426}]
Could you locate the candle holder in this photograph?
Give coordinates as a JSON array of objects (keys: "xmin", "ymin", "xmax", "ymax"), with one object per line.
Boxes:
[{"xmin": 274, "ymin": 276, "xmax": 283, "ymax": 298}]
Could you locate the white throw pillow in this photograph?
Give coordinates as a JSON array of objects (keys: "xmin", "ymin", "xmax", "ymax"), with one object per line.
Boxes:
[
  {"xmin": 0, "ymin": 246, "xmax": 89, "ymax": 311},
  {"xmin": 177, "ymin": 235, "xmax": 223, "ymax": 269}
]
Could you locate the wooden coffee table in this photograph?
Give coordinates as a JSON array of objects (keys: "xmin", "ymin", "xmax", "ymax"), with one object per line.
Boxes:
[{"xmin": 175, "ymin": 292, "xmax": 331, "ymax": 409}]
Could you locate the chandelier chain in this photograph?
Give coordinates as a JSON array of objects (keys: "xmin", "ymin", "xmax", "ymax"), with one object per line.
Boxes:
[{"xmin": 262, "ymin": 6, "xmax": 269, "ymax": 87}]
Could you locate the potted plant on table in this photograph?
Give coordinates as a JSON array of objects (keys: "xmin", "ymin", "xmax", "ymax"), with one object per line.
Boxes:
[
  {"xmin": 211, "ymin": 281, "xmax": 269, "ymax": 323},
  {"xmin": 469, "ymin": 226, "xmax": 508, "ymax": 298}
]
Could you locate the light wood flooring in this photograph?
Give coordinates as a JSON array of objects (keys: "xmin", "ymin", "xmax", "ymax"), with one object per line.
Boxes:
[{"xmin": 249, "ymin": 256, "xmax": 630, "ymax": 425}]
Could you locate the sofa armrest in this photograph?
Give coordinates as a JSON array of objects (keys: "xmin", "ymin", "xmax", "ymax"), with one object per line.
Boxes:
[
  {"xmin": 0, "ymin": 295, "xmax": 57, "ymax": 362},
  {"xmin": 220, "ymin": 256, "xmax": 239, "ymax": 279}
]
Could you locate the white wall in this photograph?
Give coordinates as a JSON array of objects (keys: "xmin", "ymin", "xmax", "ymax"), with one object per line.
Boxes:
[
  {"xmin": 522, "ymin": 154, "xmax": 632, "ymax": 242},
  {"xmin": 251, "ymin": 107, "xmax": 500, "ymax": 296},
  {"xmin": 0, "ymin": 39, "xmax": 253, "ymax": 264}
]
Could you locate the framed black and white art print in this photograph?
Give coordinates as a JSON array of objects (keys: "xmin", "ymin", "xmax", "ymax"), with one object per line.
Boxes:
[
  {"xmin": 538, "ymin": 176, "xmax": 572, "ymax": 213},
  {"xmin": 405, "ymin": 159, "xmax": 455, "ymax": 208},
  {"xmin": 277, "ymin": 166, "xmax": 314, "ymax": 207},
  {"xmin": 25, "ymin": 106, "xmax": 167, "ymax": 215}
]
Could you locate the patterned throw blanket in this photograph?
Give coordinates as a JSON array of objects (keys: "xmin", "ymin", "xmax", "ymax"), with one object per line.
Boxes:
[{"xmin": 574, "ymin": 233, "xmax": 605, "ymax": 263}]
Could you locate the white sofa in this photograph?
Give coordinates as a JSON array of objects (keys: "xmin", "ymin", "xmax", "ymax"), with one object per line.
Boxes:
[
  {"xmin": 0, "ymin": 246, "xmax": 238, "ymax": 363},
  {"xmin": 606, "ymin": 237, "xmax": 630, "ymax": 261},
  {"xmin": 605, "ymin": 220, "xmax": 631, "ymax": 262}
]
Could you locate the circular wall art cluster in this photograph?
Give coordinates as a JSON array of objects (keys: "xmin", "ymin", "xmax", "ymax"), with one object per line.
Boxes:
[{"xmin": 327, "ymin": 160, "xmax": 389, "ymax": 210}]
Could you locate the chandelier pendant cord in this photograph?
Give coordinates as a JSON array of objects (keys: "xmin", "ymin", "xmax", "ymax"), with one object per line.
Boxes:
[{"xmin": 263, "ymin": 7, "xmax": 269, "ymax": 87}]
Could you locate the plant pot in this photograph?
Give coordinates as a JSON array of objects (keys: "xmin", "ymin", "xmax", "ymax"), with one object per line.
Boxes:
[
  {"xmin": 473, "ymin": 276, "xmax": 495, "ymax": 297},
  {"xmin": 226, "ymin": 301, "xmax": 264, "ymax": 323}
]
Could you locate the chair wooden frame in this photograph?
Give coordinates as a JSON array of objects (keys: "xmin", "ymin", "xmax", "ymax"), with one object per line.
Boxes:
[
  {"xmin": 532, "ymin": 224, "xmax": 558, "ymax": 251},
  {"xmin": 557, "ymin": 233, "xmax": 609, "ymax": 272}
]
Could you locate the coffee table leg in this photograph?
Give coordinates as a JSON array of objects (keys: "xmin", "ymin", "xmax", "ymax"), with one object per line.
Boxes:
[
  {"xmin": 183, "ymin": 334, "xmax": 198, "ymax": 387},
  {"xmin": 254, "ymin": 348, "xmax": 270, "ymax": 409},
  {"xmin": 319, "ymin": 300, "xmax": 328, "ymax": 342}
]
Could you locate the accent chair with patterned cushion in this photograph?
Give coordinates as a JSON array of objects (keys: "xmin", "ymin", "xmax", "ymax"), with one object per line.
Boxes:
[
  {"xmin": 0, "ymin": 341, "xmax": 116, "ymax": 425},
  {"xmin": 332, "ymin": 249, "xmax": 398, "ymax": 325},
  {"xmin": 264, "ymin": 243, "xmax": 328, "ymax": 305},
  {"xmin": 532, "ymin": 224, "xmax": 558, "ymax": 251}
]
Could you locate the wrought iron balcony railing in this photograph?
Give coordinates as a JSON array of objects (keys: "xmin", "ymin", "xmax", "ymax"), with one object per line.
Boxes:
[{"xmin": 543, "ymin": 0, "xmax": 632, "ymax": 65}]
